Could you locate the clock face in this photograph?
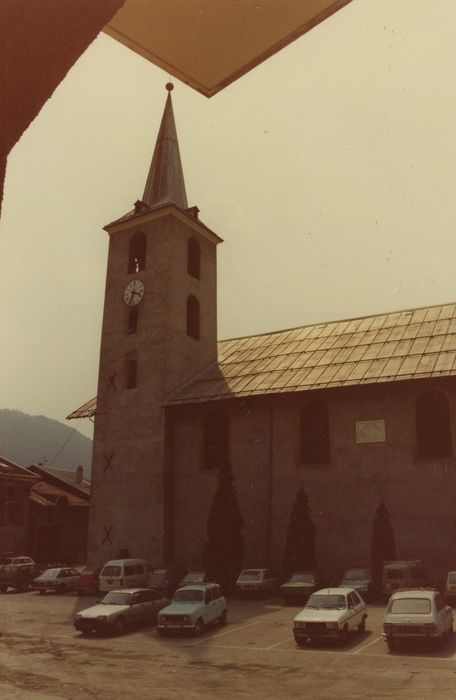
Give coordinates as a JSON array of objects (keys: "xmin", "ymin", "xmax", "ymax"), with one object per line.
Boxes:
[{"xmin": 123, "ymin": 279, "xmax": 145, "ymax": 306}]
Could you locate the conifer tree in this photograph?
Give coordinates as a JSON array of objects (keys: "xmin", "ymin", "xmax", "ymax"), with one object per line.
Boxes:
[
  {"xmin": 202, "ymin": 462, "xmax": 243, "ymax": 592},
  {"xmin": 370, "ymin": 501, "xmax": 396, "ymax": 591},
  {"xmin": 283, "ymin": 484, "xmax": 316, "ymax": 575}
]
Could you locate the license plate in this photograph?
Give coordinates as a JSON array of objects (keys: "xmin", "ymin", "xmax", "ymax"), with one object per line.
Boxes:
[{"xmin": 165, "ymin": 625, "xmax": 181, "ymax": 629}]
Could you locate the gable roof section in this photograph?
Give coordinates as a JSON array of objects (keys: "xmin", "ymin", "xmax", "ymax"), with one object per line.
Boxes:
[
  {"xmin": 0, "ymin": 456, "xmax": 39, "ymax": 483},
  {"xmin": 166, "ymin": 302, "xmax": 456, "ymax": 405},
  {"xmin": 30, "ymin": 481, "xmax": 89, "ymax": 508},
  {"xmin": 27, "ymin": 465, "xmax": 91, "ymax": 499}
]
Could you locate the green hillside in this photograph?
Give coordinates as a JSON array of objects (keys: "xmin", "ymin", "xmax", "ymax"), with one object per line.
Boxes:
[{"xmin": 0, "ymin": 409, "xmax": 92, "ymax": 474}]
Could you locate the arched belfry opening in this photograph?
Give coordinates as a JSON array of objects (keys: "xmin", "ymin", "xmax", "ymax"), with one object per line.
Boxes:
[{"xmin": 128, "ymin": 231, "xmax": 147, "ymax": 274}]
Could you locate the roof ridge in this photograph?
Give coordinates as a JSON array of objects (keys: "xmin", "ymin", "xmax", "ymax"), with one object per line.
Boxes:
[{"xmin": 217, "ymin": 300, "xmax": 456, "ymax": 345}]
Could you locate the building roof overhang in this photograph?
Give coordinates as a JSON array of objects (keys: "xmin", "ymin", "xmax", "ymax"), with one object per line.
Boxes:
[
  {"xmin": 104, "ymin": 0, "xmax": 353, "ymax": 97},
  {"xmin": 104, "ymin": 201, "xmax": 223, "ymax": 245}
]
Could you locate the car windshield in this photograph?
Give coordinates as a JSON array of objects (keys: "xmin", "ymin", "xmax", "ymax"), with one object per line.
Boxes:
[
  {"xmin": 102, "ymin": 592, "xmax": 131, "ymax": 606},
  {"xmin": 101, "ymin": 566, "xmax": 121, "ymax": 577},
  {"xmin": 389, "ymin": 598, "xmax": 431, "ymax": 614},
  {"xmin": 183, "ymin": 572, "xmax": 205, "ymax": 583},
  {"xmin": 447, "ymin": 573, "xmax": 456, "ymax": 584},
  {"xmin": 290, "ymin": 573, "xmax": 315, "ymax": 583},
  {"xmin": 343, "ymin": 569, "xmax": 369, "ymax": 580},
  {"xmin": 0, "ymin": 557, "xmax": 14, "ymax": 565},
  {"xmin": 239, "ymin": 570, "xmax": 262, "ymax": 581},
  {"xmin": 307, "ymin": 594, "xmax": 346, "ymax": 610},
  {"xmin": 385, "ymin": 569, "xmax": 405, "ymax": 579},
  {"xmin": 173, "ymin": 589, "xmax": 204, "ymax": 603},
  {"xmin": 40, "ymin": 569, "xmax": 60, "ymax": 579}
]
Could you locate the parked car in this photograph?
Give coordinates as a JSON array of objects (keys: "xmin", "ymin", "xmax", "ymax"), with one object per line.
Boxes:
[
  {"xmin": 157, "ymin": 582, "xmax": 227, "ymax": 636},
  {"xmin": 76, "ymin": 566, "xmax": 102, "ymax": 596},
  {"xmin": 0, "ymin": 555, "xmax": 37, "ymax": 593},
  {"xmin": 381, "ymin": 560, "xmax": 432, "ymax": 598},
  {"xmin": 74, "ymin": 587, "xmax": 168, "ymax": 636},
  {"xmin": 235, "ymin": 568, "xmax": 281, "ymax": 597},
  {"xmin": 383, "ymin": 588, "xmax": 453, "ymax": 650},
  {"xmin": 178, "ymin": 570, "xmax": 212, "ymax": 587},
  {"xmin": 31, "ymin": 566, "xmax": 81, "ymax": 594},
  {"xmin": 280, "ymin": 571, "xmax": 322, "ymax": 605},
  {"xmin": 339, "ymin": 568, "xmax": 373, "ymax": 600},
  {"xmin": 148, "ymin": 566, "xmax": 187, "ymax": 597},
  {"xmin": 293, "ymin": 587, "xmax": 368, "ymax": 646},
  {"xmin": 444, "ymin": 571, "xmax": 456, "ymax": 605},
  {"xmin": 98, "ymin": 559, "xmax": 153, "ymax": 592}
]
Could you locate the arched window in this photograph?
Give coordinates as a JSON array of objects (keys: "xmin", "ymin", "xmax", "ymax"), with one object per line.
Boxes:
[
  {"xmin": 187, "ymin": 237, "xmax": 200, "ymax": 279},
  {"xmin": 128, "ymin": 231, "xmax": 146, "ymax": 274},
  {"xmin": 127, "ymin": 307, "xmax": 138, "ymax": 334},
  {"xmin": 125, "ymin": 355, "xmax": 137, "ymax": 389},
  {"xmin": 416, "ymin": 390, "xmax": 452, "ymax": 458},
  {"xmin": 186, "ymin": 295, "xmax": 200, "ymax": 339},
  {"xmin": 203, "ymin": 411, "xmax": 229, "ymax": 469},
  {"xmin": 300, "ymin": 401, "xmax": 330, "ymax": 464}
]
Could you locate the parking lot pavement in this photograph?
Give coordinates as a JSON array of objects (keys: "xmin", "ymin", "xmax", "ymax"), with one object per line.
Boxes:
[{"xmin": 2, "ymin": 591, "xmax": 456, "ymax": 699}]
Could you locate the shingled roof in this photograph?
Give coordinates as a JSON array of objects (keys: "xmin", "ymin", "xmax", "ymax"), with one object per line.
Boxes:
[
  {"xmin": 166, "ymin": 302, "xmax": 456, "ymax": 405},
  {"xmin": 67, "ymin": 302, "xmax": 456, "ymax": 418}
]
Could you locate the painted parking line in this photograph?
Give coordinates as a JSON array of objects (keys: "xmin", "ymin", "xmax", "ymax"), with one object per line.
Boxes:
[
  {"xmin": 189, "ymin": 620, "xmax": 263, "ymax": 645},
  {"xmin": 352, "ymin": 636, "xmax": 383, "ymax": 654},
  {"xmin": 265, "ymin": 637, "xmax": 293, "ymax": 650}
]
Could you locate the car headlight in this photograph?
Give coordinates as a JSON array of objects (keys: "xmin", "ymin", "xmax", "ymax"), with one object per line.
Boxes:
[
  {"xmin": 183, "ymin": 616, "xmax": 190, "ymax": 623},
  {"xmin": 97, "ymin": 615, "xmax": 107, "ymax": 622},
  {"xmin": 294, "ymin": 621, "xmax": 305, "ymax": 629},
  {"xmin": 326, "ymin": 622, "xmax": 339, "ymax": 629},
  {"xmin": 75, "ymin": 614, "xmax": 81, "ymax": 620}
]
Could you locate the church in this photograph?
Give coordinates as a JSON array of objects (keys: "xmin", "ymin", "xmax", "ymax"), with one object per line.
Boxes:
[{"xmin": 71, "ymin": 85, "xmax": 456, "ymax": 581}]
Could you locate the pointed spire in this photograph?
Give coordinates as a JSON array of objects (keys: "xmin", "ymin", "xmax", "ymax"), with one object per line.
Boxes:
[{"xmin": 142, "ymin": 83, "xmax": 188, "ymax": 210}]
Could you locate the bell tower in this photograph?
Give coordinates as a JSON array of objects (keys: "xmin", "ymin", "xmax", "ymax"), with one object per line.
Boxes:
[{"xmin": 88, "ymin": 84, "xmax": 222, "ymax": 565}]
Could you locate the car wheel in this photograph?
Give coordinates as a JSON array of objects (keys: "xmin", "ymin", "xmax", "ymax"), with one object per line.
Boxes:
[
  {"xmin": 194, "ymin": 618, "xmax": 205, "ymax": 636},
  {"xmin": 339, "ymin": 625, "xmax": 349, "ymax": 645},
  {"xmin": 18, "ymin": 582, "xmax": 29, "ymax": 593},
  {"xmin": 448, "ymin": 622, "xmax": 454, "ymax": 636},
  {"xmin": 387, "ymin": 637, "xmax": 399, "ymax": 652},
  {"xmin": 57, "ymin": 583, "xmax": 66, "ymax": 594},
  {"xmin": 294, "ymin": 636, "xmax": 308, "ymax": 647},
  {"xmin": 0, "ymin": 586, "xmax": 7, "ymax": 594},
  {"xmin": 114, "ymin": 618, "xmax": 126, "ymax": 635},
  {"xmin": 39, "ymin": 590, "xmax": 46, "ymax": 595},
  {"xmin": 157, "ymin": 628, "xmax": 168, "ymax": 637},
  {"xmin": 433, "ymin": 634, "xmax": 444, "ymax": 650},
  {"xmin": 219, "ymin": 610, "xmax": 227, "ymax": 626},
  {"xmin": 357, "ymin": 617, "xmax": 366, "ymax": 633}
]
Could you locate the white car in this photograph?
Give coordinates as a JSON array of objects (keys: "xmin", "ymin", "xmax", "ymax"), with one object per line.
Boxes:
[
  {"xmin": 235, "ymin": 568, "xmax": 281, "ymax": 597},
  {"xmin": 74, "ymin": 588, "xmax": 168, "ymax": 635},
  {"xmin": 32, "ymin": 567, "xmax": 81, "ymax": 594},
  {"xmin": 383, "ymin": 588, "xmax": 453, "ymax": 650},
  {"xmin": 157, "ymin": 583, "xmax": 227, "ymax": 636},
  {"xmin": 293, "ymin": 587, "xmax": 368, "ymax": 646}
]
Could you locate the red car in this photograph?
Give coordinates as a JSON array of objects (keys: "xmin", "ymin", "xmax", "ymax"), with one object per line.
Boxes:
[{"xmin": 76, "ymin": 567, "xmax": 101, "ymax": 596}]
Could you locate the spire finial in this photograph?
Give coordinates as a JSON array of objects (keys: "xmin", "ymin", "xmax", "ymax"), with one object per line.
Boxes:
[{"xmin": 166, "ymin": 82, "xmax": 174, "ymax": 92}]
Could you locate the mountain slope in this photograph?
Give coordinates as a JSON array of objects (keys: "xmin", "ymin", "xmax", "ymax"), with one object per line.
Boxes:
[{"xmin": 0, "ymin": 409, "xmax": 92, "ymax": 474}]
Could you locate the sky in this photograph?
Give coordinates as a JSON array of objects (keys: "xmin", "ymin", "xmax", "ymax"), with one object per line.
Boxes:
[{"xmin": 2, "ymin": 0, "xmax": 456, "ymax": 442}]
